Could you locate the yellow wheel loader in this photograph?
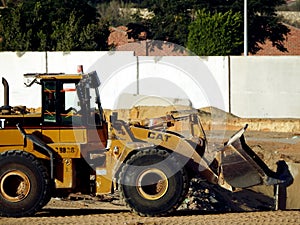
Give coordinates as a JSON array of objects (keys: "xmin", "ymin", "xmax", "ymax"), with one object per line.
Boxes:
[{"xmin": 0, "ymin": 71, "xmax": 288, "ymax": 217}]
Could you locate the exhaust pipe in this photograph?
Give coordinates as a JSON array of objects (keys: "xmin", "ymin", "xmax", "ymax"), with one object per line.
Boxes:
[
  {"xmin": 1, "ymin": 77, "xmax": 11, "ymax": 114},
  {"xmin": 2, "ymin": 77, "xmax": 9, "ymax": 107}
]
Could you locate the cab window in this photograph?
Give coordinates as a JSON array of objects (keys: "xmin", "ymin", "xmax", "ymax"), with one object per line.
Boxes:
[
  {"xmin": 42, "ymin": 80, "xmax": 81, "ymax": 125},
  {"xmin": 43, "ymin": 81, "xmax": 57, "ymax": 123},
  {"xmin": 60, "ymin": 83, "xmax": 81, "ymax": 125}
]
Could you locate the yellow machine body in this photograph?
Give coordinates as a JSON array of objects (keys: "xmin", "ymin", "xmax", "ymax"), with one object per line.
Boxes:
[{"xmin": 0, "ymin": 72, "xmax": 286, "ymax": 217}]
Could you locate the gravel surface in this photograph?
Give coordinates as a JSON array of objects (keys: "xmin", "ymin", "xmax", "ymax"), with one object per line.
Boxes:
[{"xmin": 1, "ymin": 198, "xmax": 299, "ymax": 225}]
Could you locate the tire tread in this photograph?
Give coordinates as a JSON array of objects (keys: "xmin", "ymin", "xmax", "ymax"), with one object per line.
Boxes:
[
  {"xmin": 0, "ymin": 150, "xmax": 51, "ymax": 217},
  {"xmin": 119, "ymin": 148, "xmax": 189, "ymax": 217}
]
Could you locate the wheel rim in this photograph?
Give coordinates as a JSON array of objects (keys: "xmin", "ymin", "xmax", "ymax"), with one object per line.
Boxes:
[
  {"xmin": 0, "ymin": 170, "xmax": 31, "ymax": 202},
  {"xmin": 136, "ymin": 168, "xmax": 168, "ymax": 200}
]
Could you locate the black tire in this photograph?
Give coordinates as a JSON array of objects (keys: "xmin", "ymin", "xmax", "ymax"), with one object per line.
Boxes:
[
  {"xmin": 0, "ymin": 150, "xmax": 51, "ymax": 217},
  {"xmin": 40, "ymin": 170, "xmax": 54, "ymax": 208},
  {"xmin": 119, "ymin": 149, "xmax": 189, "ymax": 216}
]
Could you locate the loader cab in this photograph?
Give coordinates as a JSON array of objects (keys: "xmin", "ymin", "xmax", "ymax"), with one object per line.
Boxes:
[
  {"xmin": 23, "ymin": 71, "xmax": 107, "ymax": 148},
  {"xmin": 39, "ymin": 71, "xmax": 104, "ymax": 127}
]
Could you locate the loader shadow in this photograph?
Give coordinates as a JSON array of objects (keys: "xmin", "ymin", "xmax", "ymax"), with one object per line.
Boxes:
[
  {"xmin": 37, "ymin": 208, "xmax": 129, "ymax": 217},
  {"xmin": 171, "ymin": 183, "xmax": 278, "ymax": 217},
  {"xmin": 171, "ymin": 192, "xmax": 274, "ymax": 217}
]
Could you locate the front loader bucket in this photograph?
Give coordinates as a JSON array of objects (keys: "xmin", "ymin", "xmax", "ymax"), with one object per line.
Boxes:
[{"xmin": 219, "ymin": 125, "xmax": 284, "ymax": 189}]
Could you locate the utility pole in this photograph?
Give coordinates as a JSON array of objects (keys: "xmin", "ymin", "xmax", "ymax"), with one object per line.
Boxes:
[{"xmin": 244, "ymin": 0, "xmax": 248, "ymax": 56}]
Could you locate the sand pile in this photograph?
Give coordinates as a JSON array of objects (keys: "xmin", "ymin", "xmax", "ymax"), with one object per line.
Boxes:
[{"xmin": 105, "ymin": 106, "xmax": 300, "ymax": 133}]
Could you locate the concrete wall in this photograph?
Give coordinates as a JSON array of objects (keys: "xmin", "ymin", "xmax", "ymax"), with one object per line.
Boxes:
[
  {"xmin": 0, "ymin": 52, "xmax": 299, "ymax": 118},
  {"xmin": 0, "ymin": 52, "xmax": 46, "ymax": 107},
  {"xmin": 101, "ymin": 56, "xmax": 228, "ymax": 111},
  {"xmin": 230, "ymin": 56, "xmax": 300, "ymax": 118}
]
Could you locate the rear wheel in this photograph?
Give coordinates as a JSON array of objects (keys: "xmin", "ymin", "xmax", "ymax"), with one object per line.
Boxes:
[
  {"xmin": 0, "ymin": 150, "xmax": 51, "ymax": 217},
  {"xmin": 119, "ymin": 149, "xmax": 189, "ymax": 216}
]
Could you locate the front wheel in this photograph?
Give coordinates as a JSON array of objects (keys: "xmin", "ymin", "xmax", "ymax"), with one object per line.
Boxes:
[
  {"xmin": 119, "ymin": 149, "xmax": 189, "ymax": 216},
  {"xmin": 0, "ymin": 150, "xmax": 51, "ymax": 217}
]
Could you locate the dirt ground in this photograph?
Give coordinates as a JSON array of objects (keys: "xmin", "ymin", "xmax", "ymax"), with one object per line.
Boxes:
[
  {"xmin": 1, "ymin": 199, "xmax": 299, "ymax": 225},
  {"xmin": 1, "ymin": 106, "xmax": 300, "ymax": 225}
]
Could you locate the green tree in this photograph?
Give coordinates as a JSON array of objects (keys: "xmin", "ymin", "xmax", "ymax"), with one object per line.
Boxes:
[
  {"xmin": 138, "ymin": 0, "xmax": 193, "ymax": 46},
  {"xmin": 0, "ymin": 0, "xmax": 110, "ymax": 51},
  {"xmin": 187, "ymin": 10, "xmax": 243, "ymax": 56},
  {"xmin": 0, "ymin": 3, "xmax": 32, "ymax": 51},
  {"xmin": 195, "ymin": 0, "xmax": 290, "ymax": 54},
  {"xmin": 137, "ymin": 0, "xmax": 290, "ymax": 55}
]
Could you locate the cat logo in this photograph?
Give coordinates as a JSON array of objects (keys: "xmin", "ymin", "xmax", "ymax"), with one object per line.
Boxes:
[{"xmin": 147, "ymin": 131, "xmax": 171, "ymax": 142}]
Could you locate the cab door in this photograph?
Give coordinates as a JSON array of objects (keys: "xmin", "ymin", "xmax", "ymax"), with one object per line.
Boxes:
[
  {"xmin": 41, "ymin": 80, "xmax": 60, "ymax": 144},
  {"xmin": 41, "ymin": 80, "xmax": 86, "ymax": 147}
]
